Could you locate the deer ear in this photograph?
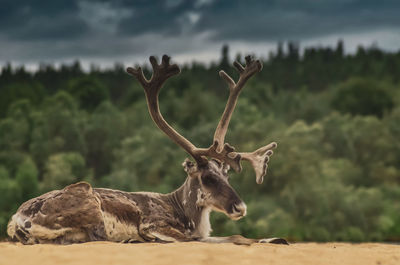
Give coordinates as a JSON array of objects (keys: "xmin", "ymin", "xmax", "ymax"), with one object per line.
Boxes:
[
  {"xmin": 222, "ymin": 162, "xmax": 230, "ymax": 175},
  {"xmin": 182, "ymin": 158, "xmax": 198, "ymax": 175}
]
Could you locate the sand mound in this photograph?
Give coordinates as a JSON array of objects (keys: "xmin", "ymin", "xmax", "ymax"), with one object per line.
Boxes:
[{"xmin": 0, "ymin": 242, "xmax": 399, "ymax": 265}]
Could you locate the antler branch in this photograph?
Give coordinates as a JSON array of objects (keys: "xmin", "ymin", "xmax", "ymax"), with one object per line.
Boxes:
[
  {"xmin": 203, "ymin": 56, "xmax": 263, "ymax": 174},
  {"xmin": 127, "ymin": 55, "xmax": 206, "ymax": 164},
  {"xmin": 213, "ymin": 56, "xmax": 278, "ymax": 184},
  {"xmin": 238, "ymin": 142, "xmax": 277, "ymax": 184},
  {"xmin": 214, "ymin": 56, "xmax": 263, "ymax": 151},
  {"xmin": 126, "ymin": 55, "xmax": 242, "ymax": 169},
  {"xmin": 194, "ymin": 141, "xmax": 242, "ymax": 172}
]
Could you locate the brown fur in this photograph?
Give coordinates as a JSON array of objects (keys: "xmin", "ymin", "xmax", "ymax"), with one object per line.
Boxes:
[{"xmin": 20, "ymin": 183, "xmax": 104, "ymax": 231}]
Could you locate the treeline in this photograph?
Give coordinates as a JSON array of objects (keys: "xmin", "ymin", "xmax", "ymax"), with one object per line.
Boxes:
[{"xmin": 0, "ymin": 41, "xmax": 399, "ymax": 241}]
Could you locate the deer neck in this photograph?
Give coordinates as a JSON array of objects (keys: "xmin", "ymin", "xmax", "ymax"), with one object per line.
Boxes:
[{"xmin": 168, "ymin": 177, "xmax": 212, "ymax": 239}]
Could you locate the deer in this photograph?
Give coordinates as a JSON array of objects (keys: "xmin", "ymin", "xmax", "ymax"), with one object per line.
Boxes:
[{"xmin": 7, "ymin": 55, "xmax": 288, "ymax": 245}]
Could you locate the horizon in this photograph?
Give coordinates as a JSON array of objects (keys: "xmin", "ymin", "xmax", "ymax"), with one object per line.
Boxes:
[{"xmin": 1, "ymin": 40, "xmax": 398, "ymax": 72}]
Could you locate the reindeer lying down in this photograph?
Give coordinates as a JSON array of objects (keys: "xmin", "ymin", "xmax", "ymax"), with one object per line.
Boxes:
[{"xmin": 7, "ymin": 55, "xmax": 288, "ymax": 245}]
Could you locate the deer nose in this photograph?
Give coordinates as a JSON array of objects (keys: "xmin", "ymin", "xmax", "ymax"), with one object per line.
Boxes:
[{"xmin": 232, "ymin": 202, "xmax": 247, "ymax": 217}]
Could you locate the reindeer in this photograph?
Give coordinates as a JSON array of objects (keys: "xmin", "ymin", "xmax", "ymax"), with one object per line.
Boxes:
[{"xmin": 7, "ymin": 55, "xmax": 288, "ymax": 245}]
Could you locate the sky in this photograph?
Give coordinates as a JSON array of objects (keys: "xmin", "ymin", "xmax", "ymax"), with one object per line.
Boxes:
[{"xmin": 1, "ymin": 0, "xmax": 400, "ymax": 69}]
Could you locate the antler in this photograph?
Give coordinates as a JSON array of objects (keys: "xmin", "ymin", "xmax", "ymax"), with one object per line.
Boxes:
[
  {"xmin": 214, "ymin": 55, "xmax": 263, "ymax": 151},
  {"xmin": 188, "ymin": 55, "xmax": 265, "ymax": 172},
  {"xmin": 214, "ymin": 56, "xmax": 277, "ymax": 184},
  {"xmin": 126, "ymin": 55, "xmax": 241, "ymax": 169},
  {"xmin": 127, "ymin": 55, "xmax": 202, "ymax": 164},
  {"xmin": 127, "ymin": 55, "xmax": 276, "ymax": 184},
  {"xmin": 238, "ymin": 142, "xmax": 277, "ymax": 184},
  {"xmin": 213, "ymin": 56, "xmax": 277, "ymax": 184}
]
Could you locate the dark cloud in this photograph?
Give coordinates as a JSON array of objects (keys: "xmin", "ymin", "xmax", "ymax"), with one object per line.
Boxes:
[
  {"xmin": 194, "ymin": 0, "xmax": 400, "ymax": 41},
  {"xmin": 0, "ymin": 0, "xmax": 87, "ymax": 40},
  {"xmin": 0, "ymin": 0, "xmax": 399, "ymax": 65},
  {"xmin": 117, "ymin": 0, "xmax": 197, "ymax": 36}
]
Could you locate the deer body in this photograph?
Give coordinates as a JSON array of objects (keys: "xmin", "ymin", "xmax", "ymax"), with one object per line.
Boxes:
[
  {"xmin": 8, "ymin": 182, "xmax": 209, "ymax": 244},
  {"xmin": 7, "ymin": 55, "xmax": 288, "ymax": 245},
  {"xmin": 8, "ymin": 162, "xmax": 253, "ymax": 245}
]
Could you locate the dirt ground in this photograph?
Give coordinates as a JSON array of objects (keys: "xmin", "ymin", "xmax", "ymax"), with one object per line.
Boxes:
[{"xmin": 0, "ymin": 241, "xmax": 399, "ymax": 265}]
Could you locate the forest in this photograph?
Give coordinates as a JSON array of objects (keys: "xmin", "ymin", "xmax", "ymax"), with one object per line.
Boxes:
[{"xmin": 0, "ymin": 41, "xmax": 399, "ymax": 242}]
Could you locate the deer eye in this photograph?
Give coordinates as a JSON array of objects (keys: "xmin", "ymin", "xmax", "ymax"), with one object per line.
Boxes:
[{"xmin": 202, "ymin": 174, "xmax": 218, "ymax": 186}]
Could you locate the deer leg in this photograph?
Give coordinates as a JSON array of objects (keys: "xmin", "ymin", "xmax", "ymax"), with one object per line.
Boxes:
[
  {"xmin": 258, "ymin": 237, "xmax": 289, "ymax": 244},
  {"xmin": 200, "ymin": 235, "xmax": 288, "ymax": 245},
  {"xmin": 138, "ymin": 220, "xmax": 188, "ymax": 243},
  {"xmin": 201, "ymin": 235, "xmax": 256, "ymax": 245}
]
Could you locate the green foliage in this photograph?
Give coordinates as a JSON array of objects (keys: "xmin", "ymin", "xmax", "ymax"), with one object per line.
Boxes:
[
  {"xmin": 1, "ymin": 42, "xmax": 400, "ymax": 242},
  {"xmin": 42, "ymin": 152, "xmax": 88, "ymax": 191},
  {"xmin": 0, "ymin": 81, "xmax": 44, "ymax": 118},
  {"xmin": 0, "ymin": 100, "xmax": 32, "ymax": 151},
  {"xmin": 0, "ymin": 166, "xmax": 21, "ymax": 238},
  {"xmin": 15, "ymin": 156, "xmax": 39, "ymax": 201},
  {"xmin": 84, "ymin": 101, "xmax": 126, "ymax": 176},
  {"xmin": 332, "ymin": 78, "xmax": 394, "ymax": 117},
  {"xmin": 29, "ymin": 91, "xmax": 87, "ymax": 168},
  {"xmin": 68, "ymin": 76, "xmax": 109, "ymax": 111}
]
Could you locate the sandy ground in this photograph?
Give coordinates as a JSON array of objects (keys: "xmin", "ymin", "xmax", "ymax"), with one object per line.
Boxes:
[{"xmin": 0, "ymin": 242, "xmax": 399, "ymax": 265}]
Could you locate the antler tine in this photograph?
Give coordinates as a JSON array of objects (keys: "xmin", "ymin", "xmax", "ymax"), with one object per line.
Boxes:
[
  {"xmin": 149, "ymin": 56, "xmax": 159, "ymax": 71},
  {"xmin": 219, "ymin": 71, "xmax": 235, "ymax": 89},
  {"xmin": 214, "ymin": 56, "xmax": 262, "ymax": 150},
  {"xmin": 126, "ymin": 66, "xmax": 149, "ymax": 88},
  {"xmin": 233, "ymin": 61, "xmax": 244, "ymax": 73},
  {"xmin": 162, "ymin": 54, "xmax": 171, "ymax": 65},
  {"xmin": 239, "ymin": 142, "xmax": 277, "ymax": 184}
]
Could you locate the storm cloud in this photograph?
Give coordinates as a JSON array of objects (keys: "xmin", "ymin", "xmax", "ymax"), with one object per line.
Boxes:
[{"xmin": 1, "ymin": 0, "xmax": 400, "ymax": 67}]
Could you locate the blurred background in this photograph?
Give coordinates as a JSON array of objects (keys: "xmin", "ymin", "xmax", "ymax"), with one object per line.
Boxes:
[{"xmin": 1, "ymin": 0, "xmax": 400, "ymax": 242}]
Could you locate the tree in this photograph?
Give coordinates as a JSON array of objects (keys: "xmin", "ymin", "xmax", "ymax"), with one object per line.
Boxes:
[
  {"xmin": 0, "ymin": 100, "xmax": 32, "ymax": 152},
  {"xmin": 42, "ymin": 152, "xmax": 88, "ymax": 191},
  {"xmin": 0, "ymin": 166, "xmax": 20, "ymax": 237},
  {"xmin": 15, "ymin": 157, "xmax": 39, "ymax": 201},
  {"xmin": 29, "ymin": 91, "xmax": 86, "ymax": 169},
  {"xmin": 332, "ymin": 78, "xmax": 394, "ymax": 117},
  {"xmin": 68, "ymin": 76, "xmax": 109, "ymax": 111},
  {"xmin": 84, "ymin": 101, "xmax": 126, "ymax": 177},
  {"xmin": 219, "ymin": 44, "xmax": 230, "ymax": 71},
  {"xmin": 0, "ymin": 81, "xmax": 44, "ymax": 117}
]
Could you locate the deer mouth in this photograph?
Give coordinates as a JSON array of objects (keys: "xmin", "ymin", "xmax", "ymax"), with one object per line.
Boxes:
[{"xmin": 229, "ymin": 202, "xmax": 247, "ymax": 220}]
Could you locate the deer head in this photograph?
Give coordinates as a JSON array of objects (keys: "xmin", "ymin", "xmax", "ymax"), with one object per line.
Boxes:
[{"xmin": 127, "ymin": 55, "xmax": 276, "ymax": 220}]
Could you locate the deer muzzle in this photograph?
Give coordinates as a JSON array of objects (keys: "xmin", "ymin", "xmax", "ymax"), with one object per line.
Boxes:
[{"xmin": 230, "ymin": 202, "xmax": 247, "ymax": 220}]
